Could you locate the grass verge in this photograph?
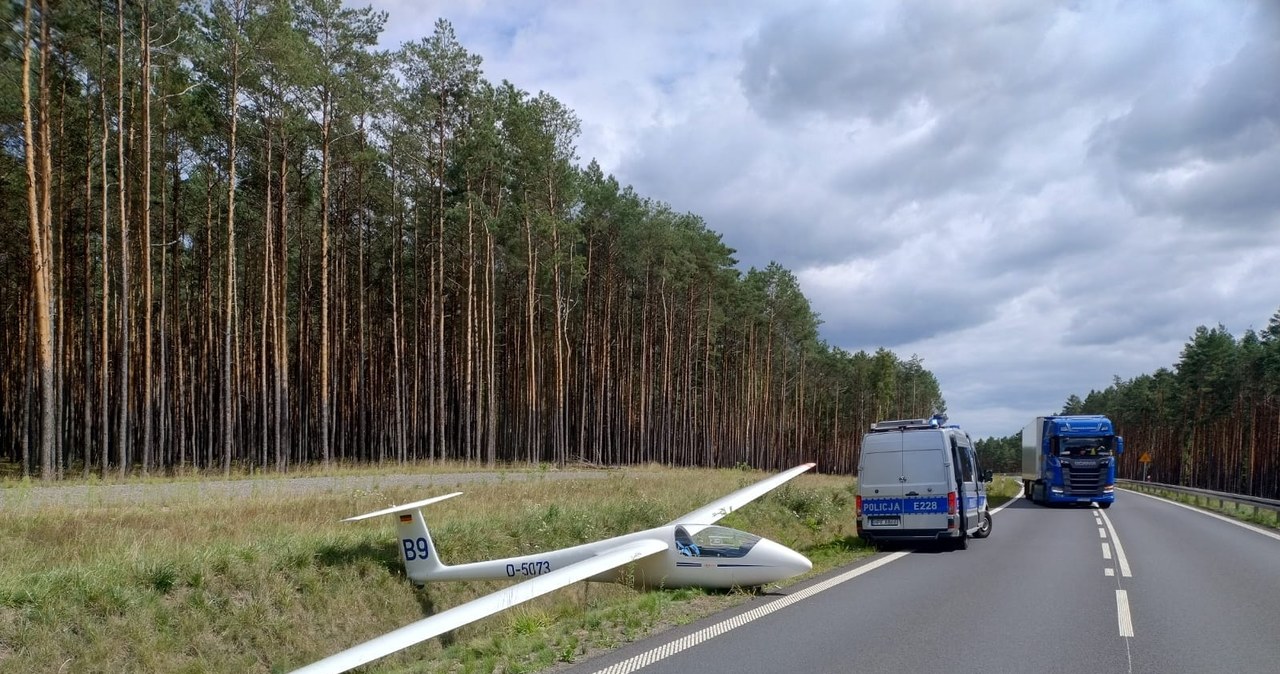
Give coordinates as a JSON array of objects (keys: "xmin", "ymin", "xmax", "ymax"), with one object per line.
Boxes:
[{"xmin": 0, "ymin": 465, "xmax": 871, "ymax": 673}]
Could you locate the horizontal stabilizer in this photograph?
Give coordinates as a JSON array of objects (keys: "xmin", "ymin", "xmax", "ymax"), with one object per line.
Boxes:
[{"xmin": 343, "ymin": 492, "xmax": 464, "ymax": 522}]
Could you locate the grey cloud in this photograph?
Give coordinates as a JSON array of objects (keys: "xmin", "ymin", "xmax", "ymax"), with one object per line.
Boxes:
[
  {"xmin": 1090, "ymin": 31, "xmax": 1280, "ymax": 228},
  {"xmin": 818, "ymin": 299, "xmax": 996, "ymax": 351},
  {"xmin": 739, "ymin": 2, "xmax": 1057, "ymax": 124},
  {"xmin": 1095, "ymin": 40, "xmax": 1280, "ymax": 170},
  {"xmin": 620, "ymin": 120, "xmax": 903, "ymax": 270}
]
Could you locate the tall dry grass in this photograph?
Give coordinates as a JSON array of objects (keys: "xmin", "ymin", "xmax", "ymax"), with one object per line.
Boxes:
[{"xmin": 0, "ymin": 466, "xmax": 867, "ymax": 673}]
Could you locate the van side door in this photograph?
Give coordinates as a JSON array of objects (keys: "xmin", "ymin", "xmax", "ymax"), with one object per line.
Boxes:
[
  {"xmin": 971, "ymin": 446, "xmax": 989, "ymax": 513},
  {"xmin": 951, "ymin": 435, "xmax": 979, "ymax": 533}
]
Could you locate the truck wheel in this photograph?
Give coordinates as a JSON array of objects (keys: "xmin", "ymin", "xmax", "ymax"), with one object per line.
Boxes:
[
  {"xmin": 973, "ymin": 510, "xmax": 992, "ymax": 538},
  {"xmin": 1024, "ymin": 480, "xmax": 1034, "ymax": 498},
  {"xmin": 1099, "ymin": 501, "xmax": 1112, "ymax": 510}
]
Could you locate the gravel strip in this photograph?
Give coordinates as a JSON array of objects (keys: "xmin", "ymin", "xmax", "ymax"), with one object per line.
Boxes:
[{"xmin": 0, "ymin": 470, "xmax": 618, "ymax": 511}]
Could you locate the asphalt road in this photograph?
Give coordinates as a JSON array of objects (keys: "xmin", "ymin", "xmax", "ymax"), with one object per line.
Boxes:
[{"xmin": 560, "ymin": 490, "xmax": 1280, "ymax": 674}]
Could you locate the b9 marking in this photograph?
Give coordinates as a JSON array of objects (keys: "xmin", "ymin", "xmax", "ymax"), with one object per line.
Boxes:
[{"xmin": 402, "ymin": 537, "xmax": 430, "ymax": 561}]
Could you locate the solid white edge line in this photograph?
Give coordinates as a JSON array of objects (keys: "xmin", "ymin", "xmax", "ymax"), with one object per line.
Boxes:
[
  {"xmin": 590, "ymin": 485, "xmax": 1026, "ymax": 674},
  {"xmin": 1097, "ymin": 510, "xmax": 1132, "ymax": 578},
  {"xmin": 589, "ymin": 552, "xmax": 910, "ymax": 674},
  {"xmin": 1102, "ymin": 542, "xmax": 1112, "ymax": 560},
  {"xmin": 1121, "ymin": 488, "xmax": 1280, "ymax": 543},
  {"xmin": 1116, "ymin": 589, "xmax": 1134, "ymax": 637}
]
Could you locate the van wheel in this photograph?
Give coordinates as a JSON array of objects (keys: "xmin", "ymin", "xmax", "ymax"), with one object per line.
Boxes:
[
  {"xmin": 973, "ymin": 510, "xmax": 992, "ymax": 539},
  {"xmin": 1099, "ymin": 501, "xmax": 1112, "ymax": 510},
  {"xmin": 952, "ymin": 533, "xmax": 968, "ymax": 550}
]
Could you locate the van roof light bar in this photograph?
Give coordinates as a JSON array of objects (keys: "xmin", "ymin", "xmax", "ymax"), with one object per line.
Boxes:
[
  {"xmin": 869, "ymin": 413, "xmax": 953, "ymax": 432},
  {"xmin": 870, "ymin": 418, "xmax": 933, "ymax": 431}
]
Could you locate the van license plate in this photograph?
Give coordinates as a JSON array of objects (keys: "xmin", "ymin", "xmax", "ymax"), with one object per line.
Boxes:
[{"xmin": 870, "ymin": 517, "xmax": 900, "ymax": 527}]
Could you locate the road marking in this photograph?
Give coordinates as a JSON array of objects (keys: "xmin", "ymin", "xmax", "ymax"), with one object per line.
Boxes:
[
  {"xmin": 1098, "ymin": 527, "xmax": 1107, "ymax": 538},
  {"xmin": 590, "ymin": 552, "xmax": 910, "ymax": 674},
  {"xmin": 1098, "ymin": 510, "xmax": 1132, "ymax": 577},
  {"xmin": 1105, "ymin": 568, "xmax": 1114, "ymax": 577},
  {"xmin": 1116, "ymin": 590, "xmax": 1134, "ymax": 637},
  {"xmin": 1102, "ymin": 542, "xmax": 1112, "ymax": 559},
  {"xmin": 1123, "ymin": 489, "xmax": 1280, "ymax": 543}
]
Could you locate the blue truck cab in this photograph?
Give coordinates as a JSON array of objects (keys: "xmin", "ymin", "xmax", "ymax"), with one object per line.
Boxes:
[{"xmin": 1021, "ymin": 415, "xmax": 1125, "ymax": 508}]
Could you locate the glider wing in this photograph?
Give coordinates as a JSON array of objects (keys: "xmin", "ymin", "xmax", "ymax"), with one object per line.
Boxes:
[
  {"xmin": 666, "ymin": 463, "xmax": 816, "ymax": 526},
  {"xmin": 290, "ymin": 538, "xmax": 667, "ymax": 674}
]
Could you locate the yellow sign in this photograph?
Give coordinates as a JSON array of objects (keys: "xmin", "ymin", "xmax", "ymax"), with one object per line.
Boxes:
[{"xmin": 1139, "ymin": 452, "xmax": 1152, "ymax": 464}]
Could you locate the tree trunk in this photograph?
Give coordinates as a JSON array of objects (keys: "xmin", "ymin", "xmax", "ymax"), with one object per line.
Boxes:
[
  {"xmin": 223, "ymin": 2, "xmax": 242, "ymax": 475},
  {"xmin": 116, "ymin": 0, "xmax": 131, "ymax": 477},
  {"xmin": 320, "ymin": 90, "xmax": 331, "ymax": 466},
  {"xmin": 21, "ymin": 0, "xmax": 56, "ymax": 481},
  {"xmin": 140, "ymin": 1, "xmax": 154, "ymax": 475},
  {"xmin": 98, "ymin": 2, "xmax": 110, "ymax": 476}
]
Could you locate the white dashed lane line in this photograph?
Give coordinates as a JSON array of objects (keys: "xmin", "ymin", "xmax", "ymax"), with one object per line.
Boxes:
[
  {"xmin": 1098, "ymin": 509, "xmax": 1132, "ymax": 578},
  {"xmin": 1095, "ymin": 507, "xmax": 1135, "ymax": 644},
  {"xmin": 1116, "ymin": 590, "xmax": 1135, "ymax": 637}
]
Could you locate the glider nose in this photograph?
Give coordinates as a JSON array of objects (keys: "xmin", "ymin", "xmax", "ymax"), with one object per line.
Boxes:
[{"xmin": 758, "ymin": 538, "xmax": 812, "ymax": 577}]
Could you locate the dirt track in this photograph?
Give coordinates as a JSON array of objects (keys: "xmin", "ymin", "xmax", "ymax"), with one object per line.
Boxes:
[{"xmin": 0, "ymin": 469, "xmax": 615, "ymax": 511}]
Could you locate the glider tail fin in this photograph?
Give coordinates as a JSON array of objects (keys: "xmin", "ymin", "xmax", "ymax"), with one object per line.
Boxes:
[{"xmin": 344, "ymin": 492, "xmax": 462, "ymax": 585}]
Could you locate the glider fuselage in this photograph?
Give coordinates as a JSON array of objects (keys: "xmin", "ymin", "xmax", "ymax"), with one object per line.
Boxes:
[{"xmin": 413, "ymin": 523, "xmax": 811, "ymax": 590}]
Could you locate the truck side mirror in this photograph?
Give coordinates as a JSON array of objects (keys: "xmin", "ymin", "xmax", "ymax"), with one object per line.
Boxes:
[
  {"xmin": 982, "ymin": 469, "xmax": 994, "ymax": 483},
  {"xmin": 1116, "ymin": 437, "xmax": 1124, "ymax": 455}
]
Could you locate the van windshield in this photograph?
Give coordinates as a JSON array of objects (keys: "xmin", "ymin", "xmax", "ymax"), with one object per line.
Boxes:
[{"xmin": 1059, "ymin": 437, "xmax": 1111, "ymax": 456}]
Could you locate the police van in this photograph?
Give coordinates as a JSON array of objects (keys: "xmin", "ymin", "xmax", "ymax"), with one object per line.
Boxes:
[{"xmin": 856, "ymin": 415, "xmax": 993, "ymax": 549}]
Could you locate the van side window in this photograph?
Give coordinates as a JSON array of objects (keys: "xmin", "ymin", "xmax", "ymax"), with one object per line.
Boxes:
[
  {"xmin": 949, "ymin": 437, "xmax": 964, "ymax": 484},
  {"xmin": 957, "ymin": 437, "xmax": 972, "ymax": 485},
  {"xmin": 959, "ymin": 442, "xmax": 975, "ymax": 482}
]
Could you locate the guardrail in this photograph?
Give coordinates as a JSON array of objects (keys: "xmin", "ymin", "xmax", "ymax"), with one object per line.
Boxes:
[{"xmin": 1117, "ymin": 479, "xmax": 1280, "ymax": 525}]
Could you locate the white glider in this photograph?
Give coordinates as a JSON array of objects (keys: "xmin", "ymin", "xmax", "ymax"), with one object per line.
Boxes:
[{"xmin": 292, "ymin": 463, "xmax": 816, "ymax": 674}]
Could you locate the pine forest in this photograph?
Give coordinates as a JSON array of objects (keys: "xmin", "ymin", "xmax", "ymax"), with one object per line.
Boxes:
[{"xmin": 0, "ymin": 2, "xmax": 947, "ymax": 481}]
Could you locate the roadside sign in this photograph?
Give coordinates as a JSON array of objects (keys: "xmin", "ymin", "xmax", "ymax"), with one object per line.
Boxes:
[{"xmin": 1139, "ymin": 451, "xmax": 1152, "ymax": 464}]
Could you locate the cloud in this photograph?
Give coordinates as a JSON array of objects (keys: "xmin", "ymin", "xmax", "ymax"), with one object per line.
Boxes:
[
  {"xmin": 1090, "ymin": 26, "xmax": 1280, "ymax": 229},
  {"xmin": 364, "ymin": 0, "xmax": 1280, "ymax": 439}
]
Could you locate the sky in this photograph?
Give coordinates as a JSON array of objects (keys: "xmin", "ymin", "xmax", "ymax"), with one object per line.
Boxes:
[{"xmin": 362, "ymin": 0, "xmax": 1280, "ymax": 440}]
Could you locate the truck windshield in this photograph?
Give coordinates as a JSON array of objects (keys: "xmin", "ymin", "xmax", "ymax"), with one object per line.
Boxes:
[{"xmin": 1059, "ymin": 437, "xmax": 1111, "ymax": 456}]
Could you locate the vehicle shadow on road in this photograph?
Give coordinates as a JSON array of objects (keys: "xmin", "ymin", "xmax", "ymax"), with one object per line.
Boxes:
[{"xmin": 1003, "ymin": 498, "xmax": 1100, "ymax": 511}]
